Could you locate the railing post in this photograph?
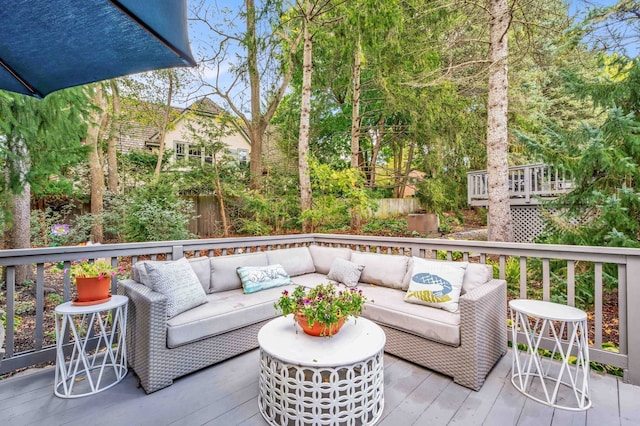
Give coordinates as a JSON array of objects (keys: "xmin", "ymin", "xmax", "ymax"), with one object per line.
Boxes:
[
  {"xmin": 625, "ymin": 255, "xmax": 640, "ymax": 385},
  {"xmin": 524, "ymin": 165, "xmax": 531, "ymax": 203},
  {"xmin": 172, "ymin": 245, "xmax": 184, "ymax": 260}
]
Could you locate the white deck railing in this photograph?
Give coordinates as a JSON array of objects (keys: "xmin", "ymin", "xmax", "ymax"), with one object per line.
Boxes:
[
  {"xmin": 1, "ymin": 234, "xmax": 638, "ymax": 385},
  {"xmin": 468, "ymin": 163, "xmax": 573, "ymax": 206}
]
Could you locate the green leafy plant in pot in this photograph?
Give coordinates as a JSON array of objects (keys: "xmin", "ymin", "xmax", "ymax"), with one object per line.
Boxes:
[{"xmin": 274, "ymin": 283, "xmax": 369, "ymax": 336}]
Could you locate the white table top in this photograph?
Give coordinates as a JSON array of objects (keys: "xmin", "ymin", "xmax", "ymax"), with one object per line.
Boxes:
[
  {"xmin": 55, "ymin": 294, "xmax": 128, "ymax": 315},
  {"xmin": 258, "ymin": 316, "xmax": 386, "ymax": 367},
  {"xmin": 509, "ymin": 299, "xmax": 587, "ymax": 322}
]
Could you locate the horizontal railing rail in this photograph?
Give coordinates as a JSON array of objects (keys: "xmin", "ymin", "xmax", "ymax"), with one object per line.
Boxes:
[{"xmin": 1, "ymin": 233, "xmax": 638, "ymax": 386}]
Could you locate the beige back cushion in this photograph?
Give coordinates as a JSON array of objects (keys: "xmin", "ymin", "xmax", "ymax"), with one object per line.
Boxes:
[
  {"xmin": 265, "ymin": 247, "xmax": 315, "ymax": 277},
  {"xmin": 210, "ymin": 252, "xmax": 269, "ymax": 293},
  {"xmin": 308, "ymin": 245, "xmax": 352, "ymax": 274},
  {"xmin": 461, "ymin": 263, "xmax": 494, "ymax": 294},
  {"xmin": 350, "ymin": 251, "xmax": 410, "ymax": 289}
]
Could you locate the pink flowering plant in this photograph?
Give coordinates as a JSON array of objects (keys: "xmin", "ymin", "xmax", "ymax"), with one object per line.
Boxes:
[
  {"xmin": 274, "ymin": 283, "xmax": 369, "ymax": 329},
  {"xmin": 65, "ymin": 259, "xmax": 123, "ymax": 280}
]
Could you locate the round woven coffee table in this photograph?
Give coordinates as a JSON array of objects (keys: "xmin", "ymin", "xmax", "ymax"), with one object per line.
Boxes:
[{"xmin": 258, "ymin": 316, "xmax": 385, "ymax": 426}]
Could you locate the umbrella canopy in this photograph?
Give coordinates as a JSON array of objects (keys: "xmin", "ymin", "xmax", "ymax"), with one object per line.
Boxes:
[{"xmin": 0, "ymin": 0, "xmax": 196, "ymax": 98}]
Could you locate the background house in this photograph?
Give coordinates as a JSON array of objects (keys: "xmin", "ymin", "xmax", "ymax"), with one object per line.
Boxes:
[{"xmin": 117, "ymin": 97, "xmax": 251, "ymax": 166}]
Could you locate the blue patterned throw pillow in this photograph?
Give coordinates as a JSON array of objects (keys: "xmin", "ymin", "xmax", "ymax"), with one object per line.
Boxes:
[
  {"xmin": 404, "ymin": 258, "xmax": 467, "ymax": 312},
  {"xmin": 236, "ymin": 264, "xmax": 293, "ymax": 294}
]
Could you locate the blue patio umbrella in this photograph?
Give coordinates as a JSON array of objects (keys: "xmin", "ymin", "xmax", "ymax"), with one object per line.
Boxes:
[{"xmin": 0, "ymin": 0, "xmax": 196, "ymax": 98}]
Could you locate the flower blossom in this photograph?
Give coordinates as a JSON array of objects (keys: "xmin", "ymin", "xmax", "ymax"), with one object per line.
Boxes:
[{"xmin": 51, "ymin": 223, "xmax": 70, "ymax": 237}]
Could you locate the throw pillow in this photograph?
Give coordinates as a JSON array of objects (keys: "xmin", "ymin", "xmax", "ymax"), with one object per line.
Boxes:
[
  {"xmin": 144, "ymin": 257, "xmax": 208, "ymax": 319},
  {"xmin": 236, "ymin": 264, "xmax": 293, "ymax": 294},
  {"xmin": 404, "ymin": 258, "xmax": 467, "ymax": 312},
  {"xmin": 327, "ymin": 257, "xmax": 365, "ymax": 287}
]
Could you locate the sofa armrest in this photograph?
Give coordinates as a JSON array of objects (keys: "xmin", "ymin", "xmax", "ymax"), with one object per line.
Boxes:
[
  {"xmin": 459, "ymin": 278, "xmax": 507, "ymax": 345},
  {"xmin": 117, "ymin": 279, "xmax": 169, "ymax": 372},
  {"xmin": 456, "ymin": 278, "xmax": 508, "ymax": 389}
]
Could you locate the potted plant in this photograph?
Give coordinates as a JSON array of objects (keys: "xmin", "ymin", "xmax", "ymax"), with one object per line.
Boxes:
[
  {"xmin": 65, "ymin": 259, "xmax": 123, "ymax": 305},
  {"xmin": 274, "ymin": 283, "xmax": 369, "ymax": 336}
]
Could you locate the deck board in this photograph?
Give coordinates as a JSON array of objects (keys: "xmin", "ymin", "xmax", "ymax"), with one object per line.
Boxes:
[{"xmin": 0, "ymin": 349, "xmax": 636, "ymax": 426}]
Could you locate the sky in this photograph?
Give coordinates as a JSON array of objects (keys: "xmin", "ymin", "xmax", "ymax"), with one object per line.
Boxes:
[{"xmin": 180, "ymin": 0, "xmax": 636, "ymax": 107}]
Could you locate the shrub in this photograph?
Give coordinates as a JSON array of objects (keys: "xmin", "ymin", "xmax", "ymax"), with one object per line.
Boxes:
[{"xmin": 123, "ymin": 181, "xmax": 195, "ymax": 242}]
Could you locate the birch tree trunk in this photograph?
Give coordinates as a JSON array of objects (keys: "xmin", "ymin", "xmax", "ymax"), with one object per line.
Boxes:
[
  {"xmin": 486, "ymin": 0, "xmax": 513, "ymax": 242},
  {"xmin": 350, "ymin": 36, "xmax": 362, "ymax": 169},
  {"xmin": 298, "ymin": 0, "xmax": 314, "ymax": 232},
  {"xmin": 87, "ymin": 86, "xmax": 107, "ymax": 243},
  {"xmin": 107, "ymin": 80, "xmax": 120, "ymax": 193}
]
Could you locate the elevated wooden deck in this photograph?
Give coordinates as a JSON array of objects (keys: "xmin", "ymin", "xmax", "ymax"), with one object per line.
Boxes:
[
  {"xmin": 467, "ymin": 164, "xmax": 573, "ymax": 207},
  {"xmin": 1, "ymin": 349, "xmax": 638, "ymax": 426}
]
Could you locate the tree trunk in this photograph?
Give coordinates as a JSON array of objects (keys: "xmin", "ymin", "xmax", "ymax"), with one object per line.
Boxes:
[
  {"xmin": 298, "ymin": 0, "xmax": 314, "ymax": 232},
  {"xmin": 7, "ymin": 136, "xmax": 32, "ymax": 284},
  {"xmin": 351, "ymin": 36, "xmax": 362, "ymax": 169},
  {"xmin": 246, "ymin": 0, "xmax": 263, "ymax": 190},
  {"xmin": 213, "ymin": 162, "xmax": 229, "ymax": 238},
  {"xmin": 368, "ymin": 115, "xmax": 384, "ymax": 187},
  {"xmin": 87, "ymin": 86, "xmax": 107, "ymax": 243},
  {"xmin": 154, "ymin": 73, "xmax": 174, "ymax": 178},
  {"xmin": 486, "ymin": 0, "xmax": 513, "ymax": 242},
  {"xmin": 107, "ymin": 80, "xmax": 120, "ymax": 193}
]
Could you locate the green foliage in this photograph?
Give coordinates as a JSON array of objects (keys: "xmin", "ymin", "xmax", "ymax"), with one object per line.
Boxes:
[
  {"xmin": 361, "ymin": 218, "xmax": 408, "ymax": 235},
  {"xmin": 230, "ymin": 170, "xmax": 300, "ymax": 235},
  {"xmin": 520, "ymin": 56, "xmax": 640, "ymax": 249},
  {"xmin": 1, "ymin": 312, "xmax": 22, "ymax": 332},
  {"xmin": 304, "ymin": 160, "xmax": 375, "ymax": 232},
  {"xmin": 30, "ymin": 203, "xmax": 94, "ymax": 247},
  {"xmin": 123, "ymin": 180, "xmax": 195, "ymax": 242},
  {"xmin": 47, "ymin": 293, "xmax": 64, "ymax": 306}
]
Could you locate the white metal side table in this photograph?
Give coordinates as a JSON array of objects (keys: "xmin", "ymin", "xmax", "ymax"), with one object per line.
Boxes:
[
  {"xmin": 54, "ymin": 294, "xmax": 128, "ymax": 398},
  {"xmin": 258, "ymin": 316, "xmax": 386, "ymax": 426},
  {"xmin": 510, "ymin": 299, "xmax": 591, "ymax": 410}
]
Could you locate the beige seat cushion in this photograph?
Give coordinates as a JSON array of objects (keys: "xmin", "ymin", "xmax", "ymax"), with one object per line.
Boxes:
[
  {"xmin": 351, "ymin": 251, "xmax": 410, "ymax": 289},
  {"xmin": 358, "ymin": 283, "xmax": 461, "ymax": 346},
  {"xmin": 291, "ymin": 273, "xmax": 332, "ymax": 288},
  {"xmin": 166, "ymin": 284, "xmax": 298, "ymax": 348}
]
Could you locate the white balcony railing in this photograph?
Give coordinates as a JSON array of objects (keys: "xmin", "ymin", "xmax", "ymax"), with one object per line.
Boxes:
[{"xmin": 467, "ymin": 163, "xmax": 573, "ymax": 206}]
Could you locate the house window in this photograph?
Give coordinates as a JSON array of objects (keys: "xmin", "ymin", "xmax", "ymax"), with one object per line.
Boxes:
[
  {"xmin": 188, "ymin": 145, "xmax": 201, "ymax": 159},
  {"xmin": 238, "ymin": 149, "xmax": 248, "ymax": 166},
  {"xmin": 175, "ymin": 142, "xmax": 186, "ymax": 160}
]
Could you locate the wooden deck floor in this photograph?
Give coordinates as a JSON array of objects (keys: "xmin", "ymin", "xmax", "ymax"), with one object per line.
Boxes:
[{"xmin": 1, "ymin": 349, "xmax": 639, "ymax": 426}]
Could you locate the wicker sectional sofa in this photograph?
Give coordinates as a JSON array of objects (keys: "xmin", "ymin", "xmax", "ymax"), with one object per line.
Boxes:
[{"xmin": 118, "ymin": 245, "xmax": 507, "ymax": 394}]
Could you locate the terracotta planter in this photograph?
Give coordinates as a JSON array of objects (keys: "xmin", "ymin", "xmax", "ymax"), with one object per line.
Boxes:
[
  {"xmin": 295, "ymin": 313, "xmax": 346, "ymax": 337},
  {"xmin": 75, "ymin": 276, "xmax": 111, "ymax": 304}
]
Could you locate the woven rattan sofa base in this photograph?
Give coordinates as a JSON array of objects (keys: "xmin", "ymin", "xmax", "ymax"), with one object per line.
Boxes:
[
  {"xmin": 377, "ymin": 279, "xmax": 507, "ymax": 391},
  {"xmin": 118, "ymin": 280, "xmax": 271, "ymax": 394},
  {"xmin": 119, "ymin": 264, "xmax": 507, "ymax": 394}
]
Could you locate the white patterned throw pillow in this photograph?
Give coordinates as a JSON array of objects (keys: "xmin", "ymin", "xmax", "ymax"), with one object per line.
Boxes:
[
  {"xmin": 144, "ymin": 257, "xmax": 208, "ymax": 318},
  {"xmin": 404, "ymin": 258, "xmax": 468, "ymax": 312},
  {"xmin": 327, "ymin": 257, "xmax": 365, "ymax": 287},
  {"xmin": 236, "ymin": 264, "xmax": 292, "ymax": 294}
]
